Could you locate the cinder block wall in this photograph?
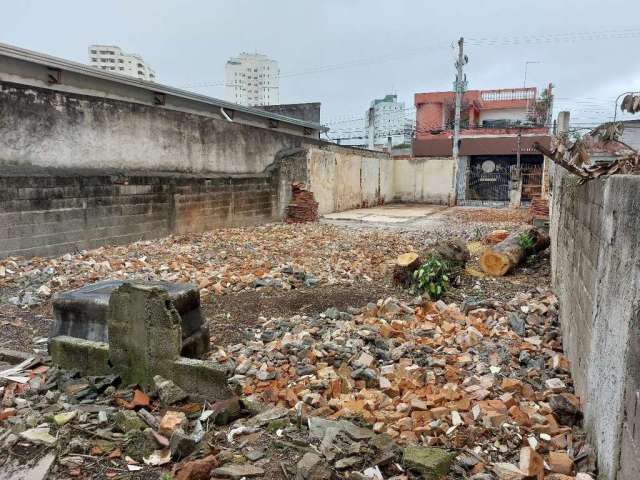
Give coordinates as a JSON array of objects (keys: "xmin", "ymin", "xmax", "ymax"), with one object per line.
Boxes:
[
  {"xmin": 0, "ymin": 171, "xmax": 277, "ymax": 258},
  {"xmin": 551, "ymin": 174, "xmax": 640, "ymax": 480}
]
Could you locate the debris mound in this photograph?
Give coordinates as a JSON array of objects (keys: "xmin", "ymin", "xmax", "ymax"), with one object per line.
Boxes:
[{"xmin": 286, "ymin": 183, "xmax": 319, "ymax": 223}]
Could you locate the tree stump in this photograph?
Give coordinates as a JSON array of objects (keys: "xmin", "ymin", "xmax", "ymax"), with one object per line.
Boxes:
[{"xmin": 392, "ymin": 252, "xmax": 420, "ymax": 287}]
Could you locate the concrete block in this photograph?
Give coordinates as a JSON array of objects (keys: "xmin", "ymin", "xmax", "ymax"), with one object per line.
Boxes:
[
  {"xmin": 52, "ymin": 280, "xmax": 208, "ymax": 357},
  {"xmin": 50, "ymin": 283, "xmax": 231, "ymax": 400},
  {"xmin": 49, "ymin": 336, "xmax": 111, "ymax": 376},
  {"xmin": 171, "ymin": 357, "xmax": 232, "ymax": 400}
]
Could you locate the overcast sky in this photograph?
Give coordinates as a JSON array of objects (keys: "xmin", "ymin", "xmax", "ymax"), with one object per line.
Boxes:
[{"xmin": 3, "ymin": 0, "xmax": 640, "ymax": 135}]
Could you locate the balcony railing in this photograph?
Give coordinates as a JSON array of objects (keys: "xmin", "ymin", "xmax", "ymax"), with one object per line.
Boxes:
[{"xmin": 480, "ymin": 88, "xmax": 536, "ymax": 102}]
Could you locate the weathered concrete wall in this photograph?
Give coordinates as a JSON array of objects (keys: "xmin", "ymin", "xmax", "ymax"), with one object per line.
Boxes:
[
  {"xmin": 306, "ymin": 146, "xmax": 391, "ymax": 215},
  {"xmin": 551, "ymin": 174, "xmax": 640, "ymax": 480},
  {"xmin": 0, "ymin": 82, "xmax": 321, "ymax": 174},
  {"xmin": 0, "ymin": 142, "xmax": 393, "ymax": 259},
  {"xmin": 0, "ymin": 169, "xmax": 277, "ymax": 258},
  {"xmin": 393, "ymin": 157, "xmax": 454, "ymax": 204}
]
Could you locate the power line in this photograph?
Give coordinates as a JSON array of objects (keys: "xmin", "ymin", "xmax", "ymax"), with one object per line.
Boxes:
[
  {"xmin": 182, "ymin": 27, "xmax": 640, "ymax": 90},
  {"xmin": 466, "ymin": 27, "xmax": 640, "ymax": 46}
]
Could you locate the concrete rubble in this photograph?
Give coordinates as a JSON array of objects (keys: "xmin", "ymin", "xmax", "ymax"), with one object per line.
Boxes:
[
  {"xmin": 0, "ymin": 215, "xmax": 598, "ymax": 478},
  {"xmin": 0, "ymin": 289, "xmax": 596, "ymax": 479}
]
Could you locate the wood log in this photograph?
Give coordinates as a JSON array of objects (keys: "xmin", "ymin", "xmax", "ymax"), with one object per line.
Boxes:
[
  {"xmin": 424, "ymin": 239, "xmax": 470, "ymax": 268},
  {"xmin": 484, "ymin": 230, "xmax": 510, "ymax": 245},
  {"xmin": 392, "ymin": 252, "xmax": 420, "ymax": 286},
  {"xmin": 479, "ymin": 227, "xmax": 550, "ymax": 276}
]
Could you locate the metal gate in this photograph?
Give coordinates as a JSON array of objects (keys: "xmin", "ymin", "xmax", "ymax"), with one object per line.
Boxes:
[{"xmin": 465, "ymin": 157, "xmax": 511, "ymax": 202}]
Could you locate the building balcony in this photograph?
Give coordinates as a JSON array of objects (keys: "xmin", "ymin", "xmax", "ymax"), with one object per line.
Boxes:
[{"xmin": 480, "ymin": 87, "xmax": 536, "ymax": 102}]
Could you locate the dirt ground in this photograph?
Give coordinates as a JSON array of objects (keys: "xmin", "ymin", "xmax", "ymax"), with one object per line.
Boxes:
[{"xmin": 204, "ymin": 281, "xmax": 406, "ymax": 347}]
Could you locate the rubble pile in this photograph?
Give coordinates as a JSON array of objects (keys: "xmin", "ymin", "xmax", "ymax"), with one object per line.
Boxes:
[
  {"xmin": 286, "ymin": 182, "xmax": 319, "ymax": 223},
  {"xmin": 0, "ymin": 224, "xmax": 421, "ymax": 307},
  {"xmin": 209, "ymin": 290, "xmax": 595, "ymax": 479},
  {"xmin": 0, "ymin": 354, "xmax": 464, "ymax": 480},
  {"xmin": 529, "ymin": 197, "xmax": 550, "ymax": 221}
]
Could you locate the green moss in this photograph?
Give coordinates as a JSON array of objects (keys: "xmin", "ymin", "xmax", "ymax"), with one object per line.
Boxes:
[{"xmin": 402, "ymin": 447, "xmax": 456, "ymax": 480}]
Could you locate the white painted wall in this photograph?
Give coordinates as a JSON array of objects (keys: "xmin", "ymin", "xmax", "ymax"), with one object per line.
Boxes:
[
  {"xmin": 479, "ymin": 107, "xmax": 528, "ymax": 123},
  {"xmin": 393, "ymin": 157, "xmax": 454, "ymax": 204}
]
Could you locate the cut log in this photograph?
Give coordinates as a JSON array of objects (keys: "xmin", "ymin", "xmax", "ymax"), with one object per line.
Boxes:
[
  {"xmin": 427, "ymin": 239, "xmax": 470, "ymax": 266},
  {"xmin": 392, "ymin": 252, "xmax": 420, "ymax": 287},
  {"xmin": 484, "ymin": 230, "xmax": 510, "ymax": 245},
  {"xmin": 479, "ymin": 227, "xmax": 550, "ymax": 277}
]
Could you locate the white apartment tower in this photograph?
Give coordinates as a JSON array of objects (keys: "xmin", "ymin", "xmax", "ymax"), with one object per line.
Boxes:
[
  {"xmin": 224, "ymin": 53, "xmax": 279, "ymax": 107},
  {"xmin": 366, "ymin": 94, "xmax": 407, "ymax": 146},
  {"xmin": 88, "ymin": 45, "xmax": 156, "ymax": 81}
]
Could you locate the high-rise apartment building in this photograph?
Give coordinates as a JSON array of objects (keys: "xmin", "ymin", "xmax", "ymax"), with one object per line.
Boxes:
[
  {"xmin": 366, "ymin": 94, "xmax": 408, "ymax": 147},
  {"xmin": 224, "ymin": 53, "xmax": 279, "ymax": 107},
  {"xmin": 88, "ymin": 45, "xmax": 156, "ymax": 81}
]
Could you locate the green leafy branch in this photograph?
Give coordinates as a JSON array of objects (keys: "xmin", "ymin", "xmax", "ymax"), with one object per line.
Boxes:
[{"xmin": 412, "ymin": 254, "xmax": 451, "ymax": 300}]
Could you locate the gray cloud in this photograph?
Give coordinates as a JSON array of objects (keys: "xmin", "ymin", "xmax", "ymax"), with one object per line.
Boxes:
[{"xmin": 3, "ymin": 0, "xmax": 640, "ymax": 133}]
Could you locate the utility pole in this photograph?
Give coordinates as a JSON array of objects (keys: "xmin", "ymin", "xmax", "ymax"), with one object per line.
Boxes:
[
  {"xmin": 451, "ymin": 37, "xmax": 467, "ymax": 206},
  {"xmin": 510, "ymin": 127, "xmax": 523, "ymax": 208}
]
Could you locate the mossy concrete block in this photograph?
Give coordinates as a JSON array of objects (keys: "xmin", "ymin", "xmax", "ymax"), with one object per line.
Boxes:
[
  {"xmin": 402, "ymin": 447, "xmax": 456, "ymax": 480},
  {"xmin": 171, "ymin": 357, "xmax": 232, "ymax": 400},
  {"xmin": 108, "ymin": 283, "xmax": 182, "ymax": 387},
  {"xmin": 49, "ymin": 335, "xmax": 111, "ymax": 375}
]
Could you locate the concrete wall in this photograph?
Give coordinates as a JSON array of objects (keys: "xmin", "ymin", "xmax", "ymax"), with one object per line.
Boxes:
[
  {"xmin": 0, "ymin": 142, "xmax": 394, "ymax": 259},
  {"xmin": 257, "ymin": 103, "xmax": 321, "ymax": 124},
  {"xmin": 551, "ymin": 174, "xmax": 640, "ymax": 480},
  {"xmin": 0, "ymin": 170, "xmax": 277, "ymax": 258},
  {"xmin": 393, "ymin": 157, "xmax": 454, "ymax": 204},
  {"xmin": 305, "ymin": 146, "xmax": 391, "ymax": 215},
  {"xmin": 0, "ymin": 82, "xmax": 321, "ymax": 175}
]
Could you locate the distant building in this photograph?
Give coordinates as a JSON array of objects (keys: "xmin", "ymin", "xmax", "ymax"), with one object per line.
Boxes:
[
  {"xmin": 366, "ymin": 94, "xmax": 408, "ymax": 147},
  {"xmin": 224, "ymin": 52, "xmax": 279, "ymax": 106},
  {"xmin": 88, "ymin": 45, "xmax": 156, "ymax": 81}
]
